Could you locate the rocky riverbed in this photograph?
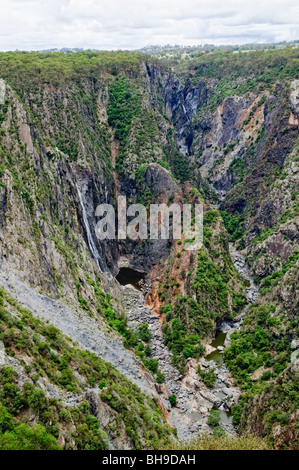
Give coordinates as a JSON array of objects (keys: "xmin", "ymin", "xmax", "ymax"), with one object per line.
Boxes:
[
  {"xmin": 123, "ymin": 285, "xmax": 238, "ymax": 439},
  {"xmin": 122, "ymin": 244, "xmax": 260, "ymax": 439},
  {"xmin": 223, "ymin": 245, "xmax": 259, "ymax": 347}
]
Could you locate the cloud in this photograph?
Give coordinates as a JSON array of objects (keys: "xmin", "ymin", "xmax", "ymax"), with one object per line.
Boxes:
[{"xmin": 0, "ymin": 0, "xmax": 298, "ymax": 50}]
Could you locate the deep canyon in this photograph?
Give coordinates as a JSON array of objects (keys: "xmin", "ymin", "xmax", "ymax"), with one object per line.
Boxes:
[{"xmin": 0, "ymin": 47, "xmax": 298, "ymax": 450}]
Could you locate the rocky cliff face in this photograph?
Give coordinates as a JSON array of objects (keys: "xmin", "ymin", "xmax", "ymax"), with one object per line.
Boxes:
[
  {"xmin": 157, "ymin": 61, "xmax": 298, "ymax": 447},
  {"xmin": 0, "ymin": 49, "xmax": 298, "ymax": 449}
]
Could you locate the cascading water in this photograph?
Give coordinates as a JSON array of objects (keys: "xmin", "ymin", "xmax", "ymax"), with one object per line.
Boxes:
[{"xmin": 76, "ymin": 184, "xmax": 103, "ymax": 273}]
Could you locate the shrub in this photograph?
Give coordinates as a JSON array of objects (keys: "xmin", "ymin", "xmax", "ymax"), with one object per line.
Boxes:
[
  {"xmin": 138, "ymin": 323, "xmax": 152, "ymax": 342},
  {"xmin": 168, "ymin": 395, "xmax": 177, "ymax": 407},
  {"xmin": 146, "ymin": 359, "xmax": 159, "ymax": 373},
  {"xmin": 208, "ymin": 409, "xmax": 221, "ymax": 427},
  {"xmin": 198, "ymin": 367, "xmax": 217, "ymax": 388},
  {"xmin": 0, "ymin": 423, "xmax": 58, "ymax": 450}
]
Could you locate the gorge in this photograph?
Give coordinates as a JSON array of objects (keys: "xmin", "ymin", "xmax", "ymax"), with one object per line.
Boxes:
[{"xmin": 0, "ymin": 46, "xmax": 298, "ymax": 450}]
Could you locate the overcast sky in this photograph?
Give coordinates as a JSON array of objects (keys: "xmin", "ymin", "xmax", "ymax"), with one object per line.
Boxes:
[{"xmin": 0, "ymin": 0, "xmax": 298, "ymax": 51}]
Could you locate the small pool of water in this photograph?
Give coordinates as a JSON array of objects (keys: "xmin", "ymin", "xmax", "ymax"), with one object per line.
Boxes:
[
  {"xmin": 116, "ymin": 267, "xmax": 146, "ymax": 291},
  {"xmin": 214, "ymin": 408, "xmax": 233, "ymax": 427},
  {"xmin": 205, "ymin": 331, "xmax": 227, "ymax": 365},
  {"xmin": 211, "ymin": 331, "xmax": 227, "ymax": 349}
]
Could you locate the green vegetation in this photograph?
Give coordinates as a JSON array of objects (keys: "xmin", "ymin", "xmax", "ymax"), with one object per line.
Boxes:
[
  {"xmin": 106, "ymin": 71, "xmax": 167, "ymax": 177},
  {"xmin": 162, "ymin": 313, "xmax": 205, "ymax": 372},
  {"xmin": 259, "ymin": 250, "xmax": 299, "ymax": 294},
  {"xmin": 0, "ymin": 415, "xmax": 59, "ymax": 450},
  {"xmin": 220, "ymin": 210, "xmax": 244, "ymax": 243},
  {"xmin": 198, "ymin": 367, "xmax": 217, "ymax": 389},
  {"xmin": 168, "ymin": 395, "xmax": 177, "ymax": 407},
  {"xmin": 0, "ymin": 286, "xmax": 173, "ymax": 449},
  {"xmin": 224, "ymin": 304, "xmax": 291, "ymax": 386},
  {"xmin": 0, "ymin": 366, "xmax": 109, "ymax": 450},
  {"xmin": 163, "ymin": 432, "xmax": 272, "ymax": 450},
  {"xmin": 138, "ymin": 322, "xmax": 152, "ymax": 342},
  {"xmin": 0, "ymin": 51, "xmax": 146, "ymax": 92},
  {"xmin": 203, "ymin": 209, "xmax": 219, "ymax": 226},
  {"xmin": 0, "ymin": 100, "xmax": 8, "ymax": 126},
  {"xmin": 223, "ymin": 298, "xmax": 299, "ymax": 448},
  {"xmin": 208, "ymin": 409, "xmax": 221, "ymax": 427},
  {"xmin": 229, "ymin": 158, "xmax": 246, "ymax": 181},
  {"xmin": 231, "ymin": 365, "xmax": 299, "ymax": 449},
  {"xmin": 161, "ymin": 215, "xmax": 246, "ymax": 371},
  {"xmin": 107, "ymin": 76, "xmax": 141, "ymax": 151},
  {"xmin": 164, "ymin": 131, "xmax": 192, "ymax": 183},
  {"xmin": 97, "ymin": 294, "xmax": 164, "ymax": 383}
]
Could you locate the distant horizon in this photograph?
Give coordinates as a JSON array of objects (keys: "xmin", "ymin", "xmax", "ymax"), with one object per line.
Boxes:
[{"xmin": 0, "ymin": 39, "xmax": 299, "ymax": 54}]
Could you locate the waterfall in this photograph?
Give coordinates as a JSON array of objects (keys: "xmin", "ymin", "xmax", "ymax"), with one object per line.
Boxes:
[
  {"xmin": 0, "ymin": 79, "xmax": 6, "ymax": 105},
  {"xmin": 182, "ymin": 103, "xmax": 190, "ymax": 122},
  {"xmin": 76, "ymin": 184, "xmax": 103, "ymax": 273}
]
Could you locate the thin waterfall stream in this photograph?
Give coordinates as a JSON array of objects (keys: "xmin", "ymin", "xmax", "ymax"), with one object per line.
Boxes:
[{"xmin": 76, "ymin": 184, "xmax": 103, "ymax": 273}]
